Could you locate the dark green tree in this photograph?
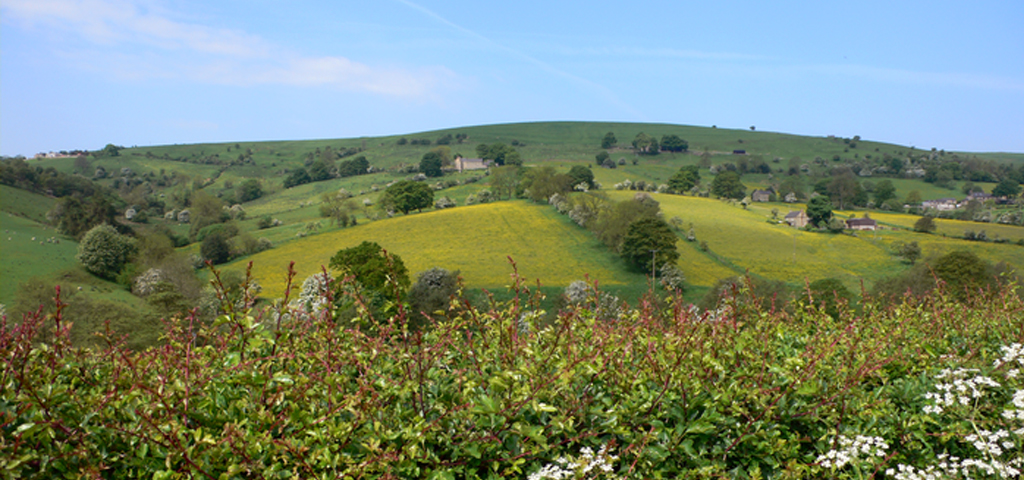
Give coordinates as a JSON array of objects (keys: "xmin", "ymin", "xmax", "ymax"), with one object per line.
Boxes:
[
  {"xmin": 419, "ymin": 151, "xmax": 444, "ymax": 178},
  {"xmin": 710, "ymin": 171, "xmax": 746, "ymax": 199},
  {"xmin": 660, "ymin": 135, "xmax": 688, "ymax": 152},
  {"xmin": 827, "ymin": 173, "xmax": 862, "ymax": 209},
  {"xmin": 308, "ymin": 161, "xmax": 332, "ymax": 182},
  {"xmin": 873, "ymin": 179, "xmax": 896, "ymax": 205},
  {"xmin": 932, "ymin": 250, "xmax": 989, "ymax": 299},
  {"xmin": 236, "ymin": 179, "xmax": 263, "ymax": 203},
  {"xmin": 338, "ymin": 156, "xmax": 370, "ymax": 177},
  {"xmin": 619, "ymin": 217, "xmax": 680, "ymax": 274},
  {"xmin": 667, "ymin": 165, "xmax": 701, "ymax": 193},
  {"xmin": 567, "ymin": 165, "xmax": 595, "ymax": 189},
  {"xmin": 200, "ymin": 232, "xmax": 232, "ymax": 265},
  {"xmin": 595, "ymin": 151, "xmax": 610, "ymax": 167},
  {"xmin": 914, "ymin": 216, "xmax": 937, "ymax": 233},
  {"xmin": 329, "ymin": 241, "xmax": 410, "ymax": 293},
  {"xmin": 806, "ymin": 196, "xmax": 834, "ymax": 227},
  {"xmin": 993, "ymin": 178, "xmax": 1022, "ymax": 198},
  {"xmin": 600, "ymin": 132, "xmax": 617, "ymax": 149},
  {"xmin": 283, "ymin": 168, "xmax": 311, "ymax": 188},
  {"xmin": 381, "ymin": 180, "xmax": 434, "ymax": 214}
]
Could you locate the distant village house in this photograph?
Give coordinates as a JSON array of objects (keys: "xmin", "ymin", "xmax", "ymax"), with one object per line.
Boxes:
[
  {"xmin": 921, "ymin": 198, "xmax": 958, "ymax": 211},
  {"xmin": 751, "ymin": 189, "xmax": 772, "ymax": 202}
]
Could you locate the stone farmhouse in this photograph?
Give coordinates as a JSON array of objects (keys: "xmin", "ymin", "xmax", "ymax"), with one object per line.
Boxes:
[
  {"xmin": 751, "ymin": 189, "xmax": 772, "ymax": 202},
  {"xmin": 845, "ymin": 216, "xmax": 878, "ymax": 231},
  {"xmin": 453, "ymin": 157, "xmax": 490, "ymax": 173},
  {"xmin": 784, "ymin": 210, "xmax": 809, "ymax": 228}
]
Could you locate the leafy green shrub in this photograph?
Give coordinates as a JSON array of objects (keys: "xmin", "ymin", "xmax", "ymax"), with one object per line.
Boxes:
[
  {"xmin": 76, "ymin": 224, "xmax": 137, "ymax": 280},
  {"xmin": 4, "ymin": 264, "xmax": 1024, "ymax": 479},
  {"xmin": 200, "ymin": 232, "xmax": 231, "ymax": 265},
  {"xmin": 195, "ymin": 222, "xmax": 239, "ymax": 242}
]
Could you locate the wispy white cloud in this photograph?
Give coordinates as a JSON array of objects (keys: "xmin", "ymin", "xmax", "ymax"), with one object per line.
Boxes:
[{"xmin": 2, "ymin": 0, "xmax": 453, "ymax": 97}]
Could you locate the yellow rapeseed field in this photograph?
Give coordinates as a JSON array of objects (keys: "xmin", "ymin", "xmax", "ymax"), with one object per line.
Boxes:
[
  {"xmin": 228, "ymin": 201, "xmax": 635, "ymax": 298},
  {"xmin": 863, "ymin": 211, "xmax": 1024, "ymax": 242},
  {"xmin": 617, "ymin": 192, "xmax": 957, "ymax": 289}
]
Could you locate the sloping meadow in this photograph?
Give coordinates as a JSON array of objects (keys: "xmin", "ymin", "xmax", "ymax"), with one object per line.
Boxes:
[
  {"xmin": 4, "ymin": 272, "xmax": 1024, "ymax": 478},
  {"xmin": 228, "ymin": 201, "xmax": 645, "ymax": 297}
]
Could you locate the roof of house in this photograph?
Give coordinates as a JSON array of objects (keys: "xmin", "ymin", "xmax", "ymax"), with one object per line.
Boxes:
[
  {"xmin": 846, "ymin": 218, "xmax": 877, "ymax": 226},
  {"xmin": 785, "ymin": 210, "xmax": 805, "ymax": 219},
  {"xmin": 752, "ymin": 189, "xmax": 772, "ymax": 195}
]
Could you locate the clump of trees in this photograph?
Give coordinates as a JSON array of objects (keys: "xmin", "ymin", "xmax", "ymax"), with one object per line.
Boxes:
[
  {"xmin": 475, "ymin": 143, "xmax": 522, "ymax": 166},
  {"xmin": 380, "ymin": 180, "xmax": 434, "ymax": 215}
]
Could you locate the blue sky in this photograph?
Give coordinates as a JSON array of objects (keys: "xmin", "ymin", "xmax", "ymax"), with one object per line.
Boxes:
[{"xmin": 2, "ymin": 0, "xmax": 1022, "ymax": 156}]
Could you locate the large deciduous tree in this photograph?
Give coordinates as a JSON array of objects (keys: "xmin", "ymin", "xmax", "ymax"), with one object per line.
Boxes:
[
  {"xmin": 77, "ymin": 224, "xmax": 137, "ymax": 280},
  {"xmin": 993, "ymin": 178, "xmax": 1022, "ymax": 198},
  {"xmin": 567, "ymin": 165, "xmax": 595, "ymax": 190},
  {"xmin": 236, "ymin": 179, "xmax": 263, "ymax": 203},
  {"xmin": 381, "ymin": 180, "xmax": 434, "ymax": 214},
  {"xmin": 419, "ymin": 151, "xmax": 444, "ymax": 178},
  {"xmin": 660, "ymin": 134, "xmax": 688, "ymax": 152},
  {"xmin": 489, "ymin": 165, "xmax": 521, "ymax": 200},
  {"xmin": 619, "ymin": 217, "xmax": 680, "ymax": 274},
  {"xmin": 872, "ymin": 179, "xmax": 896, "ymax": 205},
  {"xmin": 329, "ymin": 241, "xmax": 410, "ymax": 294},
  {"xmin": 806, "ymin": 196, "xmax": 834, "ymax": 228},
  {"xmin": 710, "ymin": 171, "xmax": 746, "ymax": 199},
  {"xmin": 600, "ymin": 132, "xmax": 617, "ymax": 149},
  {"xmin": 667, "ymin": 165, "xmax": 701, "ymax": 193},
  {"xmin": 913, "ymin": 216, "xmax": 937, "ymax": 233},
  {"xmin": 827, "ymin": 173, "xmax": 863, "ymax": 209}
]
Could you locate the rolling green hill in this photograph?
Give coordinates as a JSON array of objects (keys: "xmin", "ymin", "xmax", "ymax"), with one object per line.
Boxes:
[{"xmin": 6, "ymin": 120, "xmax": 1024, "ymax": 311}]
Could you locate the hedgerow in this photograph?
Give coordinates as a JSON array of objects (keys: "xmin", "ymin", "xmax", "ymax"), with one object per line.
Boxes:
[{"xmin": 2, "ymin": 261, "xmax": 1023, "ymax": 478}]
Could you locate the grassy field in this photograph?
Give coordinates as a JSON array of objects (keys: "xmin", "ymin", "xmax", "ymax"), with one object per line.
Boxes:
[
  {"xmin": 224, "ymin": 200, "xmax": 648, "ymax": 299},
  {"xmin": 0, "ymin": 214, "xmax": 80, "ymax": 306},
  {"xmin": 0, "ymin": 185, "xmax": 56, "ymax": 223}
]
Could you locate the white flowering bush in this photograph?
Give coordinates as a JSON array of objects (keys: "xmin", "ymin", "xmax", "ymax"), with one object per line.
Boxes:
[
  {"xmin": 815, "ymin": 342, "xmax": 1024, "ymax": 479},
  {"xmin": 528, "ymin": 445, "xmax": 619, "ymax": 480}
]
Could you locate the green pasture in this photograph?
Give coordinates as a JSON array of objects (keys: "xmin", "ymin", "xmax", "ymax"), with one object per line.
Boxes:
[
  {"xmin": 0, "ymin": 214, "xmax": 79, "ymax": 306},
  {"xmin": 0, "ymin": 184, "xmax": 55, "ymax": 223}
]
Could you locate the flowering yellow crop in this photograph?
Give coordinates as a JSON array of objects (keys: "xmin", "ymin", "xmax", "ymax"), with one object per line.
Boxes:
[{"xmin": 228, "ymin": 202, "xmax": 631, "ymax": 298}]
